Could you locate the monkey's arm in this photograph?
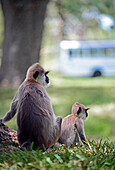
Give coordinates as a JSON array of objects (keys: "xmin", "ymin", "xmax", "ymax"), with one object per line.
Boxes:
[
  {"xmin": 0, "ymin": 92, "xmax": 19, "ymax": 123},
  {"xmin": 79, "ymin": 132, "xmax": 87, "ymax": 144},
  {"xmin": 76, "ymin": 120, "xmax": 87, "ymax": 144}
]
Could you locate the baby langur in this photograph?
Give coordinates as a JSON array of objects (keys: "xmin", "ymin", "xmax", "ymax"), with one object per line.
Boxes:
[
  {"xmin": 0, "ymin": 63, "xmax": 62, "ymax": 150},
  {"xmin": 58, "ymin": 102, "xmax": 89, "ymax": 147}
]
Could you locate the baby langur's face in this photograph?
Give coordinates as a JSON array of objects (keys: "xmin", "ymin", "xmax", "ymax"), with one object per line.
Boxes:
[
  {"xmin": 72, "ymin": 103, "xmax": 89, "ymax": 120},
  {"xmin": 77, "ymin": 107, "xmax": 89, "ymax": 120},
  {"xmin": 36, "ymin": 71, "xmax": 50, "ymax": 88}
]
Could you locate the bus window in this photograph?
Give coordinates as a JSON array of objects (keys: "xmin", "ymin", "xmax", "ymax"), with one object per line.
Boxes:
[
  {"xmin": 91, "ymin": 49, "xmax": 97, "ymax": 56},
  {"xmin": 96, "ymin": 49, "xmax": 104, "ymax": 56},
  {"xmin": 68, "ymin": 49, "xmax": 81, "ymax": 58},
  {"xmin": 69, "ymin": 49, "xmax": 72, "ymax": 58},
  {"xmin": 81, "ymin": 49, "xmax": 90, "ymax": 57},
  {"xmin": 91, "ymin": 48, "xmax": 104, "ymax": 57},
  {"xmin": 105, "ymin": 48, "xmax": 115, "ymax": 57}
]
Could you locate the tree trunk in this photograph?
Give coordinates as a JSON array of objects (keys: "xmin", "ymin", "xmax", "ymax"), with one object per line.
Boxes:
[{"xmin": 0, "ymin": 0, "xmax": 49, "ymax": 86}]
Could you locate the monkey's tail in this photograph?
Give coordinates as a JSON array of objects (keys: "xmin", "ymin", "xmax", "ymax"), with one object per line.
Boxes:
[{"xmin": 20, "ymin": 140, "xmax": 32, "ymax": 151}]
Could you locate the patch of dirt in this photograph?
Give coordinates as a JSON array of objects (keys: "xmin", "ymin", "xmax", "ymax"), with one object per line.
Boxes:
[{"xmin": 0, "ymin": 123, "xmax": 19, "ymax": 152}]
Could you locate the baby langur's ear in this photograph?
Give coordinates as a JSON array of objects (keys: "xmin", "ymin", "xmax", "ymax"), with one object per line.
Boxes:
[
  {"xmin": 85, "ymin": 108, "xmax": 89, "ymax": 118},
  {"xmin": 45, "ymin": 71, "xmax": 50, "ymax": 76},
  {"xmin": 77, "ymin": 107, "xmax": 81, "ymax": 115},
  {"xmin": 85, "ymin": 108, "xmax": 90, "ymax": 112},
  {"xmin": 33, "ymin": 71, "xmax": 39, "ymax": 79}
]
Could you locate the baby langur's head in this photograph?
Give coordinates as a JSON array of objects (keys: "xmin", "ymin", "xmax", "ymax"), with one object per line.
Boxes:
[
  {"xmin": 72, "ymin": 102, "xmax": 89, "ymax": 120},
  {"xmin": 26, "ymin": 63, "xmax": 50, "ymax": 87}
]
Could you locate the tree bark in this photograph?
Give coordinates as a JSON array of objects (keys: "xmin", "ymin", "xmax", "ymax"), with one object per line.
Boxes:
[{"xmin": 0, "ymin": 0, "xmax": 49, "ymax": 86}]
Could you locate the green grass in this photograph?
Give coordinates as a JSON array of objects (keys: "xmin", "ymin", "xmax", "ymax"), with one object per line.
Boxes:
[
  {"xmin": 0, "ymin": 140, "xmax": 115, "ymax": 169},
  {"xmin": 0, "ymin": 75, "xmax": 115, "ymax": 169},
  {"xmin": 51, "ymin": 74, "xmax": 115, "ymax": 88}
]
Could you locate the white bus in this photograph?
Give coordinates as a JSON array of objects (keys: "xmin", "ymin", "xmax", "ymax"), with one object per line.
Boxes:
[{"xmin": 59, "ymin": 40, "xmax": 115, "ymax": 77}]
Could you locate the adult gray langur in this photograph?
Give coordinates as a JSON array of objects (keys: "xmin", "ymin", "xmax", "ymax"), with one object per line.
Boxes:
[{"xmin": 0, "ymin": 63, "xmax": 62, "ymax": 150}]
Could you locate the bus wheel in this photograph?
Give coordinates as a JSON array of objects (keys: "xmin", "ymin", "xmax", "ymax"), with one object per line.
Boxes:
[{"xmin": 92, "ymin": 71, "xmax": 102, "ymax": 77}]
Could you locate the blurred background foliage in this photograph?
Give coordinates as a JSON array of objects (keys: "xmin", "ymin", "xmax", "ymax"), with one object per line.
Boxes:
[
  {"xmin": 42, "ymin": 0, "xmax": 115, "ymax": 45},
  {"xmin": 0, "ymin": 8, "xmax": 3, "ymax": 61},
  {"xmin": 41, "ymin": 0, "xmax": 115, "ymax": 71},
  {"xmin": 0, "ymin": 0, "xmax": 115, "ymax": 142}
]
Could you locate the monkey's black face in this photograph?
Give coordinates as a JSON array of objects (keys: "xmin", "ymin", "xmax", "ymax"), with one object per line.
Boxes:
[
  {"xmin": 85, "ymin": 108, "xmax": 89, "ymax": 118},
  {"xmin": 33, "ymin": 70, "xmax": 50, "ymax": 87},
  {"xmin": 45, "ymin": 71, "xmax": 49, "ymax": 84},
  {"xmin": 77, "ymin": 107, "xmax": 89, "ymax": 120},
  {"xmin": 43, "ymin": 71, "xmax": 50, "ymax": 87}
]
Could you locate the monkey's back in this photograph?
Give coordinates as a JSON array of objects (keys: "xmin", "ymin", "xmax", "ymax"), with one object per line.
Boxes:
[
  {"xmin": 59, "ymin": 114, "xmax": 80, "ymax": 146},
  {"xmin": 17, "ymin": 80, "xmax": 56, "ymax": 148}
]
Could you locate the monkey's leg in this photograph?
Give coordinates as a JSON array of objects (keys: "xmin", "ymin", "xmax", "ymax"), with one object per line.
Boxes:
[
  {"xmin": 56, "ymin": 116, "xmax": 62, "ymax": 125},
  {"xmin": 33, "ymin": 141, "xmax": 47, "ymax": 151},
  {"xmin": 55, "ymin": 116, "xmax": 62, "ymax": 136},
  {"xmin": 66, "ymin": 136, "xmax": 76, "ymax": 147},
  {"xmin": 50, "ymin": 117, "xmax": 62, "ymax": 145},
  {"xmin": 74, "ymin": 132, "xmax": 82, "ymax": 145}
]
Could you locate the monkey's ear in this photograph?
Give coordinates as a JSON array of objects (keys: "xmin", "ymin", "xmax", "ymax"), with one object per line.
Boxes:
[
  {"xmin": 77, "ymin": 107, "xmax": 81, "ymax": 115},
  {"xmin": 45, "ymin": 71, "xmax": 50, "ymax": 76},
  {"xmin": 33, "ymin": 71, "xmax": 39, "ymax": 79},
  {"xmin": 85, "ymin": 108, "xmax": 89, "ymax": 111}
]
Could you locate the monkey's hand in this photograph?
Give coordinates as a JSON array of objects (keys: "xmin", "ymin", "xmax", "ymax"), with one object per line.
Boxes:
[{"xmin": 82, "ymin": 139, "xmax": 88, "ymax": 145}]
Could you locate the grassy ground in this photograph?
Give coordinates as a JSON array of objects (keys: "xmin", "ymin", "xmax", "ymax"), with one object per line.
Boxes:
[
  {"xmin": 0, "ymin": 140, "xmax": 115, "ymax": 169},
  {"xmin": 0, "ymin": 75, "xmax": 115, "ymax": 169}
]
